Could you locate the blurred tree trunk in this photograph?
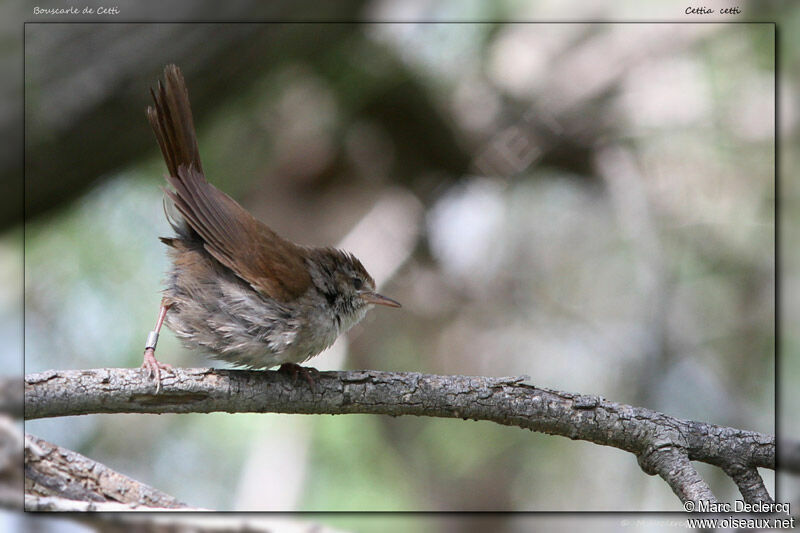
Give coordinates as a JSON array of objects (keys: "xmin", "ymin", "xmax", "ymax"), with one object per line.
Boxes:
[
  {"xmin": 18, "ymin": 11, "xmax": 482, "ymax": 232},
  {"xmin": 22, "ymin": 12, "xmax": 363, "ymax": 228}
]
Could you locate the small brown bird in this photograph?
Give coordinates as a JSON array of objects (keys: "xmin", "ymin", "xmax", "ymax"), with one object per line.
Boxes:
[{"xmin": 142, "ymin": 65, "xmax": 400, "ymax": 390}]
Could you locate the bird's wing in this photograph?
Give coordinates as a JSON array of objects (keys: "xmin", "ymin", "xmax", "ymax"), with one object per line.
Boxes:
[{"xmin": 147, "ymin": 64, "xmax": 311, "ymax": 302}]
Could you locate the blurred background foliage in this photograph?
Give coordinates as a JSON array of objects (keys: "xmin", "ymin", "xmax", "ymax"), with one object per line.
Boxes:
[{"xmin": 5, "ymin": 1, "xmax": 789, "ymax": 525}]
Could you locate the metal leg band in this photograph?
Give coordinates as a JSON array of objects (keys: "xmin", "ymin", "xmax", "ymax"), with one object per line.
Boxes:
[{"xmin": 145, "ymin": 331, "xmax": 159, "ymax": 350}]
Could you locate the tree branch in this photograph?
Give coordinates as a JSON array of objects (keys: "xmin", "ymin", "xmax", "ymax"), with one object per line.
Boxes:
[
  {"xmin": 24, "ymin": 367, "xmax": 774, "ymax": 507},
  {"xmin": 637, "ymin": 445, "xmax": 719, "ymax": 504},
  {"xmin": 24, "ymin": 433, "xmax": 194, "ymax": 510},
  {"xmin": 23, "ymin": 494, "xmax": 194, "ymax": 512},
  {"xmin": 25, "ymin": 493, "xmax": 348, "ymax": 532},
  {"xmin": 722, "ymin": 463, "xmax": 774, "ymax": 505}
]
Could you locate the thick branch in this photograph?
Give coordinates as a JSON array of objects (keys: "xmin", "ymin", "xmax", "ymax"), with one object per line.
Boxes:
[
  {"xmin": 24, "ymin": 433, "xmax": 192, "ymax": 510},
  {"xmin": 25, "ymin": 367, "xmax": 775, "ymax": 494}
]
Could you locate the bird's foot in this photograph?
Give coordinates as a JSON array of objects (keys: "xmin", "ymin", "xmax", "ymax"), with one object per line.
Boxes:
[
  {"xmin": 278, "ymin": 363, "xmax": 320, "ymax": 390},
  {"xmin": 141, "ymin": 348, "xmax": 174, "ymax": 393}
]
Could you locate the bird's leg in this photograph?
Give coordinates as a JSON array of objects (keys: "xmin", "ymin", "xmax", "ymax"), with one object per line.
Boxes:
[
  {"xmin": 141, "ymin": 301, "xmax": 173, "ymax": 392},
  {"xmin": 278, "ymin": 363, "xmax": 320, "ymax": 390}
]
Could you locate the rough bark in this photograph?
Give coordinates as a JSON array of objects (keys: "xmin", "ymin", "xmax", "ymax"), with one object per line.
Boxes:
[
  {"xmin": 24, "ymin": 367, "xmax": 775, "ymax": 507},
  {"xmin": 24, "ymin": 433, "xmax": 192, "ymax": 510}
]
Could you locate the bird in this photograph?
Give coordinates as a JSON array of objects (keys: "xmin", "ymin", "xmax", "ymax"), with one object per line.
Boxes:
[{"xmin": 141, "ymin": 65, "xmax": 400, "ymax": 391}]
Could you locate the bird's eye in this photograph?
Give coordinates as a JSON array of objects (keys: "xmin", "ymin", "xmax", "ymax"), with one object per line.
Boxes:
[{"xmin": 352, "ymin": 277, "xmax": 363, "ymax": 290}]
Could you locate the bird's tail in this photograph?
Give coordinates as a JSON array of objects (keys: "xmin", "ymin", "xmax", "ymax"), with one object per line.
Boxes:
[
  {"xmin": 147, "ymin": 65, "xmax": 206, "ymax": 242},
  {"xmin": 146, "ymin": 64, "xmax": 204, "ymax": 183}
]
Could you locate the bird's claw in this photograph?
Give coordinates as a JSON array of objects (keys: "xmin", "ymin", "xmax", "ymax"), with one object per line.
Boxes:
[
  {"xmin": 142, "ymin": 348, "xmax": 174, "ymax": 393},
  {"xmin": 278, "ymin": 363, "xmax": 320, "ymax": 391}
]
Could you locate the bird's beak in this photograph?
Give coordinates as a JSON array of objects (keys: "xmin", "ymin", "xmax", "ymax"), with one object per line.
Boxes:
[{"xmin": 361, "ymin": 292, "xmax": 402, "ymax": 308}]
